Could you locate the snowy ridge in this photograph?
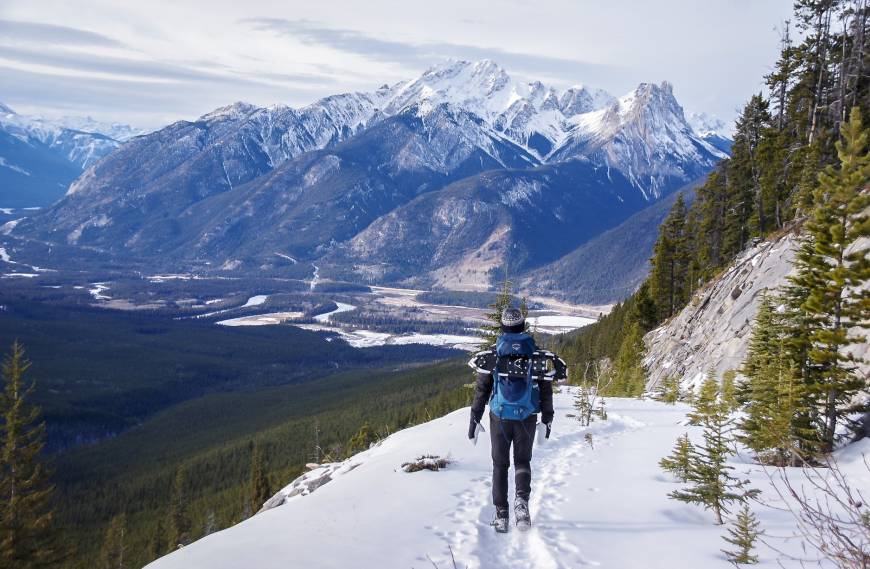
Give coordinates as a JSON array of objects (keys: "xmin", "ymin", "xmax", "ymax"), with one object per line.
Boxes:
[
  {"xmin": 146, "ymin": 391, "xmax": 868, "ymax": 569},
  {"xmin": 158, "ymin": 60, "xmax": 721, "ymax": 192},
  {"xmin": 551, "ymin": 82, "xmax": 726, "ymax": 199},
  {"xmin": 0, "ymin": 102, "xmax": 141, "ymax": 169}
]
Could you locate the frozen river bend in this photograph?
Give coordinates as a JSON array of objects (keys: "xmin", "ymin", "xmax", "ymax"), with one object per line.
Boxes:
[{"xmin": 146, "ymin": 391, "xmax": 868, "ymax": 569}]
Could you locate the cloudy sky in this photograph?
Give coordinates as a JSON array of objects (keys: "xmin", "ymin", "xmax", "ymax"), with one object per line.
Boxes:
[{"xmin": 0, "ymin": 0, "xmax": 794, "ymax": 130}]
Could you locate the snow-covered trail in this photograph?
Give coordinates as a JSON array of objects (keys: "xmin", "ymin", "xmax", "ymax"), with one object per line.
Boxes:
[{"xmin": 147, "ymin": 392, "xmax": 865, "ymax": 569}]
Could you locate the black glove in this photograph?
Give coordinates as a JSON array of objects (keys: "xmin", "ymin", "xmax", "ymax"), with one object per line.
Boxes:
[{"xmin": 468, "ymin": 417, "xmax": 479, "ymax": 440}]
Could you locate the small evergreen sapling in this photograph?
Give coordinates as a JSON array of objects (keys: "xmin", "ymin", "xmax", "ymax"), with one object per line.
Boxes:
[
  {"xmin": 721, "ymin": 504, "xmax": 761, "ymax": 565},
  {"xmin": 670, "ymin": 377, "xmax": 757, "ymax": 524},
  {"xmin": 720, "ymin": 370, "xmax": 739, "ymax": 412},
  {"xmin": 688, "ymin": 371, "xmax": 720, "ymax": 425},
  {"xmin": 657, "ymin": 376, "xmax": 681, "ymax": 404},
  {"xmin": 659, "ymin": 433, "xmax": 694, "ymax": 482}
]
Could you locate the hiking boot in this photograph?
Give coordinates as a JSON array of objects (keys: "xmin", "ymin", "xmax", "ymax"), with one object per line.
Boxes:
[
  {"xmin": 492, "ymin": 508, "xmax": 509, "ymax": 533},
  {"xmin": 515, "ymin": 498, "xmax": 531, "ymax": 531}
]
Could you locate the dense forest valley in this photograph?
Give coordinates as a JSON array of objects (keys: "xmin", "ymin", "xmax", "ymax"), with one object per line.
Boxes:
[{"xmin": 0, "ymin": 267, "xmax": 595, "ymax": 567}]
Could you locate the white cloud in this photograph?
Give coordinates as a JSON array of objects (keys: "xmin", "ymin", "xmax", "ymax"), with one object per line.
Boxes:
[{"xmin": 0, "ymin": 0, "xmax": 794, "ymax": 130}]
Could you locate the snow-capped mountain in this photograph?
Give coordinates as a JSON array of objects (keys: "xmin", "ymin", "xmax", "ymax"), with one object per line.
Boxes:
[
  {"xmin": 0, "ymin": 103, "xmax": 141, "ymax": 207},
  {"xmin": 550, "ymin": 82, "xmax": 727, "ymax": 199},
  {"xmin": 0, "ymin": 104, "xmax": 140, "ymax": 169},
  {"xmin": 6, "ymin": 60, "xmax": 729, "ymax": 298}
]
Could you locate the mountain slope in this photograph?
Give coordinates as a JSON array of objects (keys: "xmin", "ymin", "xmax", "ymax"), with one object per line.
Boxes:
[
  {"xmin": 18, "ymin": 104, "xmax": 537, "ymax": 267},
  {"xmin": 0, "ymin": 103, "xmax": 138, "ymax": 206},
  {"xmin": 520, "ymin": 178, "xmax": 702, "ymax": 304},
  {"xmin": 0, "ymin": 129, "xmax": 82, "ymax": 207},
  {"xmin": 328, "ymin": 159, "xmax": 646, "ymax": 289},
  {"xmin": 145, "ymin": 392, "xmax": 865, "ymax": 569}
]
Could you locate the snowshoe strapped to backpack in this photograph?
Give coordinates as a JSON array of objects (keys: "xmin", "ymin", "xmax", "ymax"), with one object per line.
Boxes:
[{"xmin": 490, "ymin": 332, "xmax": 540, "ymax": 421}]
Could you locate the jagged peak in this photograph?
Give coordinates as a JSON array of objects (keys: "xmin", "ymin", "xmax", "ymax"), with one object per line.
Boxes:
[
  {"xmin": 0, "ymin": 101, "xmax": 16, "ymax": 115},
  {"xmin": 199, "ymin": 101, "xmax": 259, "ymax": 122}
]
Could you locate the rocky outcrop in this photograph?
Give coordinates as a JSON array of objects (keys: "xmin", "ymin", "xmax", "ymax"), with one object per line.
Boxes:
[
  {"xmin": 643, "ymin": 231, "xmax": 799, "ymax": 391},
  {"xmin": 644, "ymin": 228, "xmax": 870, "ymax": 393}
]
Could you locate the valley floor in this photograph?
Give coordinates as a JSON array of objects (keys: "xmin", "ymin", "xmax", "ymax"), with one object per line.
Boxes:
[{"xmin": 147, "ymin": 391, "xmax": 868, "ymax": 569}]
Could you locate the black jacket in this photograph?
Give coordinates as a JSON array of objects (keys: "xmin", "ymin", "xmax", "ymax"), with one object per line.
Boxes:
[{"xmin": 468, "ymin": 347, "xmax": 566, "ymax": 424}]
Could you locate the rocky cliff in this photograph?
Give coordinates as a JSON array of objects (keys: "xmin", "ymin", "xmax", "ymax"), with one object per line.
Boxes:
[{"xmin": 643, "ymin": 228, "xmax": 869, "ymax": 392}]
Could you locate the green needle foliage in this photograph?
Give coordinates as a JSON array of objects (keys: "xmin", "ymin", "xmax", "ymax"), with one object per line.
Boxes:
[
  {"xmin": 655, "ymin": 376, "xmax": 681, "ymax": 404},
  {"xmin": 603, "ymin": 321, "xmax": 647, "ymax": 397},
  {"xmin": 688, "ymin": 372, "xmax": 720, "ymax": 426},
  {"xmin": 167, "ymin": 467, "xmax": 191, "ymax": 550},
  {"xmin": 98, "ymin": 514, "xmax": 127, "ymax": 569},
  {"xmin": 739, "ymin": 292, "xmax": 815, "ymax": 465},
  {"xmin": 721, "ymin": 504, "xmax": 761, "ymax": 565},
  {"xmin": 670, "ymin": 376, "xmax": 757, "ymax": 525},
  {"xmin": 0, "ymin": 342, "xmax": 60, "ymax": 569},
  {"xmin": 659, "ymin": 433, "xmax": 694, "ymax": 483},
  {"xmin": 786, "ymin": 107, "xmax": 870, "ymax": 453},
  {"xmin": 249, "ymin": 441, "xmax": 271, "ymax": 515}
]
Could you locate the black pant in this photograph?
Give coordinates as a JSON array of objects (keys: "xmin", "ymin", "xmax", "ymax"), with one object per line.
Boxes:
[{"xmin": 489, "ymin": 412, "xmax": 537, "ymax": 511}]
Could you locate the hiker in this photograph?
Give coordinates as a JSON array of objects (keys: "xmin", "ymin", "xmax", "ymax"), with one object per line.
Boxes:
[{"xmin": 467, "ymin": 307, "xmax": 568, "ymax": 532}]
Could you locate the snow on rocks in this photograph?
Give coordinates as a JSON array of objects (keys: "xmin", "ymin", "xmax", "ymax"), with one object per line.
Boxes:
[{"xmin": 145, "ymin": 392, "xmax": 861, "ymax": 569}]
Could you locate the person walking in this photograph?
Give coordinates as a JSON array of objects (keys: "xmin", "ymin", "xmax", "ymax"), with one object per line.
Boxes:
[{"xmin": 467, "ymin": 307, "xmax": 567, "ymax": 532}]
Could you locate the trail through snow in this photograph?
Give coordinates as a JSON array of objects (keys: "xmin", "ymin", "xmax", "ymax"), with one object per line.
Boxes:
[{"xmin": 147, "ymin": 392, "xmax": 865, "ymax": 569}]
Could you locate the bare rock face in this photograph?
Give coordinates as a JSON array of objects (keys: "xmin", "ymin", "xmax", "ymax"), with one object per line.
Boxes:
[
  {"xmin": 644, "ymin": 230, "xmax": 870, "ymax": 393},
  {"xmin": 643, "ymin": 231, "xmax": 799, "ymax": 391}
]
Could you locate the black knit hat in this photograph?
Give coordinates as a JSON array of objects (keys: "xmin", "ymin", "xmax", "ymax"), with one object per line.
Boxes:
[{"xmin": 500, "ymin": 307, "xmax": 525, "ymax": 333}]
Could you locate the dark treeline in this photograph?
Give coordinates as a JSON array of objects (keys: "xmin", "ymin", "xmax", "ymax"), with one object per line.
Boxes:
[{"xmin": 553, "ymin": 0, "xmax": 870, "ymax": 396}]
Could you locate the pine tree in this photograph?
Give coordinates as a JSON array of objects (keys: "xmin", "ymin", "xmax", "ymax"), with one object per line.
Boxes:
[
  {"xmin": 649, "ymin": 194, "xmax": 691, "ymax": 319},
  {"xmin": 0, "ymin": 342, "xmax": 59, "ymax": 569},
  {"xmin": 604, "ymin": 322, "xmax": 647, "ymax": 397},
  {"xmin": 740, "ymin": 297, "xmax": 814, "ymax": 466},
  {"xmin": 787, "ymin": 107, "xmax": 870, "ymax": 452},
  {"xmin": 249, "ymin": 441, "xmax": 271, "ymax": 514},
  {"xmin": 167, "ymin": 466, "xmax": 191, "ymax": 549},
  {"xmin": 657, "ymin": 376, "xmax": 681, "ymax": 404},
  {"xmin": 740, "ymin": 293, "xmax": 782, "ymax": 397},
  {"xmin": 346, "ymin": 422, "xmax": 373, "ymax": 455},
  {"xmin": 671, "ymin": 380, "xmax": 755, "ymax": 524},
  {"xmin": 659, "ymin": 433, "xmax": 694, "ymax": 482},
  {"xmin": 720, "ymin": 370, "xmax": 739, "ymax": 412},
  {"xmin": 98, "ymin": 513, "xmax": 126, "ymax": 569},
  {"xmin": 148, "ymin": 518, "xmax": 167, "ymax": 561},
  {"xmin": 688, "ymin": 371, "xmax": 720, "ymax": 426},
  {"xmin": 481, "ymin": 279, "xmax": 515, "ymax": 346},
  {"xmin": 721, "ymin": 503, "xmax": 761, "ymax": 565}
]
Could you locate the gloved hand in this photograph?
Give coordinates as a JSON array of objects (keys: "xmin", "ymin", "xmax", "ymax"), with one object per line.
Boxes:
[
  {"xmin": 468, "ymin": 417, "xmax": 485, "ymax": 445},
  {"xmin": 468, "ymin": 417, "xmax": 478, "ymax": 439},
  {"xmin": 536, "ymin": 421, "xmax": 552, "ymax": 443}
]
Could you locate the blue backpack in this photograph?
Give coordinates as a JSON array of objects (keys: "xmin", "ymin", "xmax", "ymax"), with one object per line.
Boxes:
[{"xmin": 489, "ymin": 332, "xmax": 540, "ymax": 420}]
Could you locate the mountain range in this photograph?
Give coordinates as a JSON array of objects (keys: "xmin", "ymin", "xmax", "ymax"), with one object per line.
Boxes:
[
  {"xmin": 0, "ymin": 104, "xmax": 141, "ymax": 207},
  {"xmin": 4, "ymin": 60, "xmax": 729, "ymax": 302}
]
